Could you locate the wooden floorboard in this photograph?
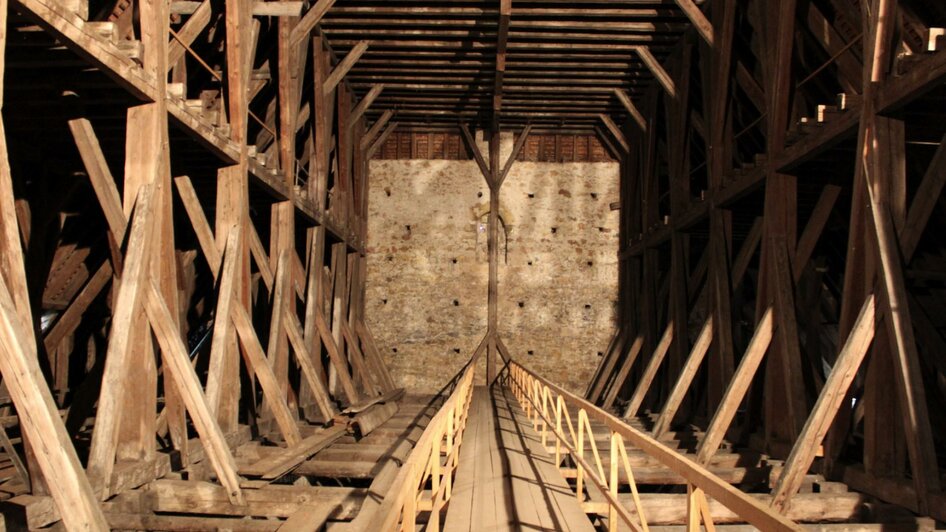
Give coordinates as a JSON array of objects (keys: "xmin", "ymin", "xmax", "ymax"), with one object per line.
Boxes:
[{"xmin": 444, "ymin": 385, "xmax": 595, "ymax": 532}]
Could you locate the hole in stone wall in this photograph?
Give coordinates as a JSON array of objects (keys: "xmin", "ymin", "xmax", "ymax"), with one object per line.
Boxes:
[
  {"xmin": 584, "ymin": 304, "xmax": 592, "ymax": 309},
  {"xmin": 590, "ymin": 192, "xmax": 598, "ymax": 199},
  {"xmin": 453, "ymin": 300, "xmax": 460, "ymax": 306},
  {"xmin": 382, "ymin": 299, "xmax": 387, "ymax": 305},
  {"xmin": 587, "ymin": 261, "xmax": 594, "ymax": 267},
  {"xmin": 517, "ymin": 301, "xmax": 524, "ymax": 308},
  {"xmin": 597, "ymin": 351, "xmax": 604, "ymax": 357},
  {"xmin": 385, "ymin": 188, "xmax": 392, "ymax": 197},
  {"xmin": 477, "ymin": 191, "xmax": 483, "ymax": 198},
  {"xmin": 387, "ymin": 256, "xmax": 394, "ymax": 261},
  {"xmin": 551, "ymin": 227, "xmax": 557, "ymax": 234},
  {"xmin": 405, "ymin": 224, "xmax": 412, "ymax": 232},
  {"xmin": 527, "ymin": 261, "xmax": 533, "ymax": 266},
  {"xmin": 392, "ymin": 348, "xmax": 398, "ymax": 353},
  {"xmin": 452, "ymin": 258, "xmax": 458, "ymax": 264},
  {"xmin": 598, "ymin": 227, "xmax": 606, "ymax": 232},
  {"xmin": 528, "ymin": 193, "xmax": 535, "ymax": 198},
  {"xmin": 527, "ymin": 350, "xmax": 534, "ymax": 356},
  {"xmin": 453, "ymin": 348, "xmax": 461, "ymax": 354}
]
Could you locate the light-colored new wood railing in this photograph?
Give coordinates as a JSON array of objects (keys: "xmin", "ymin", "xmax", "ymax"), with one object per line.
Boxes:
[
  {"xmin": 506, "ymin": 360, "xmax": 802, "ymax": 532},
  {"xmin": 366, "ymin": 356, "xmax": 478, "ymax": 531}
]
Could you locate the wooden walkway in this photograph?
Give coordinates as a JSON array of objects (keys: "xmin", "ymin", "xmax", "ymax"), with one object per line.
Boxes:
[{"xmin": 444, "ymin": 385, "xmax": 595, "ymax": 532}]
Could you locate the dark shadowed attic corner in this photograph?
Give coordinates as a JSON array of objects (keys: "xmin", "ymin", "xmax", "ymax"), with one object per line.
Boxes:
[{"xmin": 0, "ymin": 0, "xmax": 943, "ymax": 529}]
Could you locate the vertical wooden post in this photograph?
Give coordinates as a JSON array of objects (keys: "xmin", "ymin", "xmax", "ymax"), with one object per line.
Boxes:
[
  {"xmin": 702, "ymin": 0, "xmax": 737, "ymax": 413},
  {"xmin": 486, "ymin": 125, "xmax": 501, "ymax": 383},
  {"xmin": 208, "ymin": 0, "xmax": 253, "ymax": 432},
  {"xmin": 310, "ymin": 36, "xmax": 331, "ymax": 210},
  {"xmin": 757, "ymin": 0, "xmax": 802, "ymax": 450}
]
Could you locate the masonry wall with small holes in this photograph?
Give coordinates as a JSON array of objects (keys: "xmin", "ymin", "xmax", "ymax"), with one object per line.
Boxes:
[{"xmin": 365, "ymin": 131, "xmax": 620, "ymax": 394}]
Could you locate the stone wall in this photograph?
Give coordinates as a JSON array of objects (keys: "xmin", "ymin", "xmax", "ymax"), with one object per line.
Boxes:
[{"xmin": 364, "ymin": 132, "xmax": 620, "ymax": 394}]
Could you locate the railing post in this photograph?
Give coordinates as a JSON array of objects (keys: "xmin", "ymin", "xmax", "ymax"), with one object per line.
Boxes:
[
  {"xmin": 609, "ymin": 431, "xmax": 619, "ymax": 531},
  {"xmin": 445, "ymin": 408, "xmax": 454, "ymax": 502},
  {"xmin": 686, "ymin": 484, "xmax": 698, "ymax": 532},
  {"xmin": 404, "ymin": 459, "xmax": 417, "ymax": 532},
  {"xmin": 577, "ymin": 406, "xmax": 585, "ymax": 503},
  {"xmin": 430, "ymin": 427, "xmax": 442, "ymax": 530},
  {"xmin": 555, "ymin": 396, "xmax": 563, "ymax": 465}
]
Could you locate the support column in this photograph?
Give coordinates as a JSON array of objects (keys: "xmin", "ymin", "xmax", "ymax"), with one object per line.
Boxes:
[{"xmin": 486, "ymin": 126, "xmax": 501, "ymax": 383}]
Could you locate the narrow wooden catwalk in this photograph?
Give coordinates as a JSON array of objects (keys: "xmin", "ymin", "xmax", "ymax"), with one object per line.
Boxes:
[{"xmin": 444, "ymin": 386, "xmax": 595, "ymax": 532}]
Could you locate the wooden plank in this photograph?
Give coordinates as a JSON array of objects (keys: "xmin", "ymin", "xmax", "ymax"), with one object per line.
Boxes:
[
  {"xmin": 167, "ymin": 0, "xmax": 211, "ymax": 68},
  {"xmin": 310, "ymin": 37, "xmax": 330, "ymax": 203},
  {"xmin": 215, "ymin": 0, "xmax": 251, "ymax": 434},
  {"xmin": 43, "ymin": 261, "xmax": 112, "ymax": 353},
  {"xmin": 356, "ymin": 321, "xmax": 396, "ymax": 391},
  {"xmin": 302, "ymin": 225, "xmax": 327, "ymax": 378},
  {"xmin": 771, "ymin": 238, "xmax": 806, "ymax": 440},
  {"xmin": 588, "ymin": 332, "xmax": 627, "ymax": 403},
  {"xmin": 313, "ymin": 305, "xmax": 360, "ymax": 405},
  {"xmin": 359, "ymin": 109, "xmax": 394, "ymax": 152},
  {"xmin": 708, "ymin": 213, "xmax": 735, "ymax": 412},
  {"xmin": 67, "ymin": 118, "xmax": 126, "ymax": 240},
  {"xmin": 601, "ymin": 336, "xmax": 643, "ymax": 410},
  {"xmin": 144, "ymin": 283, "xmax": 245, "ymax": 505},
  {"xmin": 673, "ymin": 0, "xmax": 713, "ymax": 45},
  {"xmin": 205, "ymin": 226, "xmax": 242, "ymax": 424},
  {"xmin": 614, "ymin": 88, "xmax": 647, "ymax": 131},
  {"xmin": 696, "ymin": 308, "xmax": 775, "ymax": 463},
  {"xmin": 866, "ymin": 196, "xmax": 941, "ymax": 509},
  {"xmin": 623, "ymin": 322, "xmax": 673, "ymax": 419},
  {"xmin": 348, "ymin": 84, "xmax": 384, "ymax": 126},
  {"xmin": 284, "ymin": 310, "xmax": 337, "ymax": 421},
  {"xmin": 497, "ymin": 124, "xmax": 533, "ymax": 186},
  {"xmin": 174, "ymin": 175, "xmax": 222, "ymax": 276},
  {"xmin": 652, "ymin": 317, "xmax": 713, "ymax": 437},
  {"xmin": 322, "ymin": 40, "xmax": 369, "ymax": 96},
  {"xmin": 87, "ymin": 184, "xmax": 155, "ymax": 489},
  {"xmin": 635, "ymin": 45, "xmax": 676, "ymax": 97},
  {"xmin": 106, "ymin": 513, "xmax": 278, "ymax": 531},
  {"xmin": 339, "ymin": 319, "xmax": 380, "ymax": 396},
  {"xmin": 586, "ymin": 331, "xmax": 624, "ymax": 401},
  {"xmin": 290, "ymin": 0, "xmax": 335, "ymax": 48},
  {"xmin": 458, "ymin": 123, "xmax": 492, "ymax": 183},
  {"xmin": 278, "ymin": 505, "xmax": 334, "ymax": 531},
  {"xmin": 366, "ymin": 121, "xmax": 399, "ymax": 160},
  {"xmin": 493, "ymin": 0, "xmax": 511, "ymax": 112},
  {"xmin": 146, "ymin": 479, "xmax": 364, "ymax": 519},
  {"xmin": 248, "ymin": 220, "xmax": 275, "ymax": 293},
  {"xmin": 263, "ymin": 246, "xmax": 292, "ymax": 424},
  {"xmin": 771, "ymin": 295, "xmax": 876, "ymax": 510},
  {"xmin": 240, "ymin": 424, "xmax": 346, "ymax": 479},
  {"xmin": 230, "ymin": 302, "xmax": 303, "ymax": 446},
  {"xmin": 598, "ymin": 114, "xmax": 630, "ymax": 153}
]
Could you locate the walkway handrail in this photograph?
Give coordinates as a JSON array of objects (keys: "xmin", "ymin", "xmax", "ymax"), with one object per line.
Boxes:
[
  {"xmin": 506, "ymin": 360, "xmax": 802, "ymax": 532},
  {"xmin": 366, "ymin": 355, "xmax": 479, "ymax": 531}
]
